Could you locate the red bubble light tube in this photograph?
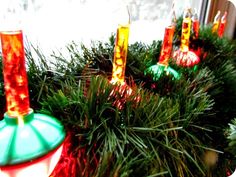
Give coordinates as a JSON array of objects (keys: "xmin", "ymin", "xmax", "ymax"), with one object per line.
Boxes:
[
  {"xmin": 173, "ymin": 8, "xmax": 200, "ymax": 68},
  {"xmin": 159, "ymin": 25, "xmax": 175, "ymax": 66},
  {"xmin": 1, "ymin": 30, "xmax": 30, "ymax": 117},
  {"xmin": 192, "ymin": 12, "xmax": 200, "ymax": 39},
  {"xmin": 0, "ymin": 30, "xmax": 65, "ymax": 177},
  {"xmin": 218, "ymin": 11, "xmax": 227, "ymax": 38},
  {"xmin": 144, "ymin": 24, "xmax": 180, "ymax": 80},
  {"xmin": 144, "ymin": 7, "xmax": 180, "ymax": 80}
]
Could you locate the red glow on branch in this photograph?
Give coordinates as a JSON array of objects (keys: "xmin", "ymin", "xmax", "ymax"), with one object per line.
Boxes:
[
  {"xmin": 50, "ymin": 133, "xmax": 99, "ymax": 177},
  {"xmin": 109, "ymin": 82, "xmax": 133, "ymax": 110}
]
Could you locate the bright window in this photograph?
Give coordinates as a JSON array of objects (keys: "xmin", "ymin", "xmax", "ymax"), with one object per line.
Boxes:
[{"xmin": 0, "ymin": 0, "xmax": 203, "ymax": 53}]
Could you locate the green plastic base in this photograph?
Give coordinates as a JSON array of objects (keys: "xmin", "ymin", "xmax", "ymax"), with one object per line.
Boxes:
[
  {"xmin": 144, "ymin": 63, "xmax": 180, "ymax": 81},
  {"xmin": 0, "ymin": 109, "xmax": 65, "ymax": 166}
]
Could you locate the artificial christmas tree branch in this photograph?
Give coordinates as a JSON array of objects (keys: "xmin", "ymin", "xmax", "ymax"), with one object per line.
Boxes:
[{"xmin": 0, "ymin": 17, "xmax": 236, "ymax": 176}]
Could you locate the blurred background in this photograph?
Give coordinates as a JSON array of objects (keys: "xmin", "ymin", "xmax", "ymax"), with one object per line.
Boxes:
[{"xmin": 0, "ymin": 0, "xmax": 235, "ymax": 54}]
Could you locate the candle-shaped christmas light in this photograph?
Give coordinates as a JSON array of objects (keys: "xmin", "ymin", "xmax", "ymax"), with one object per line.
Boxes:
[
  {"xmin": 218, "ymin": 11, "xmax": 227, "ymax": 37},
  {"xmin": 159, "ymin": 1, "xmax": 176, "ymax": 66},
  {"xmin": 0, "ymin": 31, "xmax": 65, "ymax": 177},
  {"xmin": 192, "ymin": 10, "xmax": 200, "ymax": 39},
  {"xmin": 0, "ymin": 3, "xmax": 65, "ymax": 177},
  {"xmin": 144, "ymin": 0, "xmax": 180, "ymax": 80},
  {"xmin": 212, "ymin": 11, "xmax": 221, "ymax": 34},
  {"xmin": 158, "ymin": 24, "xmax": 175, "ymax": 66},
  {"xmin": 1, "ymin": 30, "xmax": 30, "ymax": 117},
  {"xmin": 180, "ymin": 9, "xmax": 192, "ymax": 52},
  {"xmin": 111, "ymin": 23, "xmax": 130, "ymax": 84},
  {"xmin": 173, "ymin": 7, "xmax": 200, "ymax": 67},
  {"xmin": 109, "ymin": 6, "xmax": 134, "ymax": 111}
]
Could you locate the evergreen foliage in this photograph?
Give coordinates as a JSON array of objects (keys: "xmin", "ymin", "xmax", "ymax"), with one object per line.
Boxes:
[{"xmin": 228, "ymin": 118, "xmax": 236, "ymax": 157}]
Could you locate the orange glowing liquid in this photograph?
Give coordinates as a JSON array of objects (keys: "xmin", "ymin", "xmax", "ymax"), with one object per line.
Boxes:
[
  {"xmin": 212, "ymin": 11, "xmax": 221, "ymax": 34},
  {"xmin": 1, "ymin": 30, "xmax": 30, "ymax": 117},
  {"xmin": 180, "ymin": 17, "xmax": 191, "ymax": 52},
  {"xmin": 159, "ymin": 25, "xmax": 175, "ymax": 66},
  {"xmin": 212, "ymin": 21, "xmax": 219, "ymax": 34},
  {"xmin": 111, "ymin": 24, "xmax": 129, "ymax": 84},
  {"xmin": 193, "ymin": 20, "xmax": 199, "ymax": 39}
]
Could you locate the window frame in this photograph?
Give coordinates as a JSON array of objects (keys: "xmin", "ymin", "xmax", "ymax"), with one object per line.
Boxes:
[{"xmin": 202, "ymin": 0, "xmax": 236, "ymax": 39}]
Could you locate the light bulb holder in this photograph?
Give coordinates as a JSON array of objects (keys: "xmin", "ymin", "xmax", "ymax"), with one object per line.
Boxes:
[
  {"xmin": 173, "ymin": 49, "xmax": 200, "ymax": 68},
  {"xmin": 144, "ymin": 63, "xmax": 180, "ymax": 81},
  {"xmin": 0, "ymin": 108, "xmax": 65, "ymax": 166}
]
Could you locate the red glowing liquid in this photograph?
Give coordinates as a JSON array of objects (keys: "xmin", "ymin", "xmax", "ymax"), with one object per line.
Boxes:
[
  {"xmin": 218, "ymin": 21, "xmax": 226, "ymax": 38},
  {"xmin": 1, "ymin": 30, "xmax": 30, "ymax": 117},
  {"xmin": 159, "ymin": 25, "xmax": 175, "ymax": 66},
  {"xmin": 218, "ymin": 12, "xmax": 227, "ymax": 38},
  {"xmin": 193, "ymin": 20, "xmax": 199, "ymax": 39}
]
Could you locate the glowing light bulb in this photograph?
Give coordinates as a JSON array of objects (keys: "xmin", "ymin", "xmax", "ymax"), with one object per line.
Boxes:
[
  {"xmin": 218, "ymin": 11, "xmax": 227, "ymax": 37},
  {"xmin": 1, "ymin": 31, "xmax": 30, "ymax": 117},
  {"xmin": 144, "ymin": 0, "xmax": 180, "ymax": 80},
  {"xmin": 173, "ymin": 7, "xmax": 200, "ymax": 67},
  {"xmin": 111, "ymin": 24, "xmax": 130, "ymax": 84},
  {"xmin": 159, "ymin": 25, "xmax": 175, "ymax": 66},
  {"xmin": 180, "ymin": 8, "xmax": 191, "ymax": 52},
  {"xmin": 110, "ymin": 4, "xmax": 130, "ymax": 85},
  {"xmin": 109, "ymin": 7, "xmax": 134, "ymax": 108},
  {"xmin": 212, "ymin": 11, "xmax": 221, "ymax": 34},
  {"xmin": 158, "ymin": 5, "xmax": 176, "ymax": 66},
  {"xmin": 192, "ymin": 10, "xmax": 199, "ymax": 39},
  {"xmin": 0, "ymin": 5, "xmax": 65, "ymax": 177}
]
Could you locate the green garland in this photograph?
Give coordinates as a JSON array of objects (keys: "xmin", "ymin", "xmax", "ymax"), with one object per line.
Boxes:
[{"xmin": 1, "ymin": 19, "xmax": 236, "ymax": 176}]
